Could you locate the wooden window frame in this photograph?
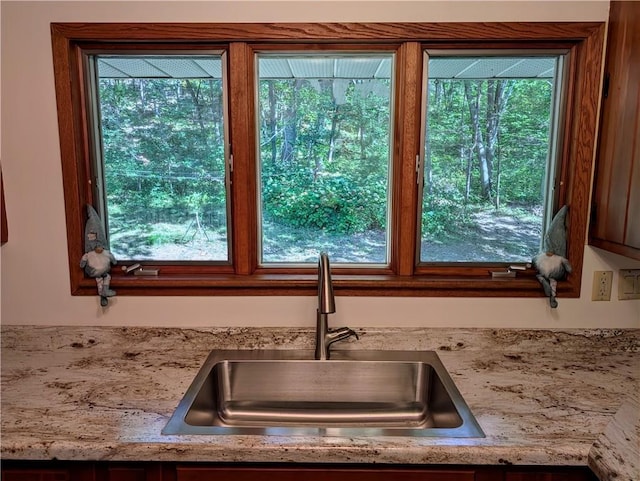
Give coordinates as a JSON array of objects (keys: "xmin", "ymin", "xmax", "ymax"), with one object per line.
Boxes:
[{"xmin": 51, "ymin": 22, "xmax": 605, "ymax": 298}]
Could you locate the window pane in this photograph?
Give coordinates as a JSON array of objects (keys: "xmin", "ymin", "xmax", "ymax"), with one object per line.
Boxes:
[
  {"xmin": 94, "ymin": 54, "xmax": 229, "ymax": 261},
  {"xmin": 420, "ymin": 54, "xmax": 563, "ymax": 263},
  {"xmin": 257, "ymin": 54, "xmax": 394, "ymax": 264}
]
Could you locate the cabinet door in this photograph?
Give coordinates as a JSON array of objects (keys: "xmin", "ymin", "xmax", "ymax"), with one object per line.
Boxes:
[
  {"xmin": 590, "ymin": 0, "xmax": 640, "ymax": 259},
  {"xmin": 1, "ymin": 470, "xmax": 69, "ymax": 481},
  {"xmin": 505, "ymin": 469, "xmax": 597, "ymax": 481},
  {"xmin": 104, "ymin": 467, "xmax": 147, "ymax": 481},
  {"xmin": 176, "ymin": 466, "xmax": 476, "ymax": 481},
  {"xmin": 99, "ymin": 464, "xmax": 174, "ymax": 481}
]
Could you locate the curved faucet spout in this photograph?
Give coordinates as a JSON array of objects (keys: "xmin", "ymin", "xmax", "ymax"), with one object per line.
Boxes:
[
  {"xmin": 318, "ymin": 252, "xmax": 335, "ymax": 314},
  {"xmin": 315, "ymin": 252, "xmax": 358, "ymax": 360}
]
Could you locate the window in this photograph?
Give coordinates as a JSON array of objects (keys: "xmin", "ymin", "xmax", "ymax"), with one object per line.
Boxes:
[
  {"xmin": 419, "ymin": 52, "xmax": 566, "ymax": 264},
  {"xmin": 256, "ymin": 52, "xmax": 394, "ymax": 265},
  {"xmin": 51, "ymin": 22, "xmax": 605, "ymax": 297},
  {"xmin": 90, "ymin": 53, "xmax": 230, "ymax": 263}
]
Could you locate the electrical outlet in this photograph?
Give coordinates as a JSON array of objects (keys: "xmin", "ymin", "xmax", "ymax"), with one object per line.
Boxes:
[
  {"xmin": 618, "ymin": 269, "xmax": 640, "ymax": 300},
  {"xmin": 592, "ymin": 271, "xmax": 613, "ymax": 301}
]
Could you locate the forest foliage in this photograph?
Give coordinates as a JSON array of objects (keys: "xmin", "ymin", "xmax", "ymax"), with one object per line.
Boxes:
[{"xmin": 97, "ymin": 56, "xmax": 554, "ymax": 262}]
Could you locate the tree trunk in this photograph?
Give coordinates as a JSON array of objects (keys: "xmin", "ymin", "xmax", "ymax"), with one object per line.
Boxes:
[
  {"xmin": 425, "ymin": 139, "xmax": 433, "ymax": 197},
  {"xmin": 486, "ymin": 80, "xmax": 514, "ymax": 208},
  {"xmin": 280, "ymin": 80, "xmax": 303, "ymax": 166},
  {"xmin": 327, "ymin": 105, "xmax": 339, "ymax": 165},
  {"xmin": 465, "ymin": 146, "xmax": 473, "ymax": 202},
  {"xmin": 464, "ymin": 79, "xmax": 514, "ymax": 204},
  {"xmin": 464, "ymin": 80, "xmax": 492, "ymax": 202},
  {"xmin": 268, "ymin": 81, "xmax": 277, "ymax": 167},
  {"xmin": 185, "ymin": 80, "xmax": 207, "ymax": 136},
  {"xmin": 495, "ymin": 148, "xmax": 501, "ymax": 210},
  {"xmin": 210, "ymin": 79, "xmax": 224, "ymax": 144},
  {"xmin": 138, "ymin": 79, "xmax": 145, "ymax": 110},
  {"xmin": 311, "ymin": 111, "xmax": 323, "ymax": 180}
]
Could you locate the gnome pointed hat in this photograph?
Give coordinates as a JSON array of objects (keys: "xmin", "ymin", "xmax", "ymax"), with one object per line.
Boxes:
[
  {"xmin": 84, "ymin": 204, "xmax": 108, "ymax": 253},
  {"xmin": 543, "ymin": 205, "xmax": 569, "ymax": 258}
]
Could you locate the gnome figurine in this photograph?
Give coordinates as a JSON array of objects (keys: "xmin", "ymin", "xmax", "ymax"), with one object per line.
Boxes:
[
  {"xmin": 532, "ymin": 205, "xmax": 572, "ymax": 308},
  {"xmin": 80, "ymin": 205, "xmax": 117, "ymax": 306}
]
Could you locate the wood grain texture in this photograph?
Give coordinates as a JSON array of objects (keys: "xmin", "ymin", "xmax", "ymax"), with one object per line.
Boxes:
[
  {"xmin": 50, "ymin": 22, "xmax": 602, "ymax": 42},
  {"xmin": 561, "ymin": 22, "xmax": 606, "ymax": 294},
  {"xmin": 51, "ymin": 27, "xmax": 87, "ymax": 294},
  {"xmin": 394, "ymin": 42, "xmax": 422, "ymax": 276},
  {"xmin": 589, "ymin": 1, "xmax": 640, "ymax": 260},
  {"xmin": 228, "ymin": 42, "xmax": 257, "ymax": 275}
]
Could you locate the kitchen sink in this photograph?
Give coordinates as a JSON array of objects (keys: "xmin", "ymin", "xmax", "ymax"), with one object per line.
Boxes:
[{"xmin": 162, "ymin": 349, "xmax": 484, "ymax": 437}]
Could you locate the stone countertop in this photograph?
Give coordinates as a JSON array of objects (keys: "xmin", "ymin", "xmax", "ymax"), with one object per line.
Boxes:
[
  {"xmin": 589, "ymin": 391, "xmax": 639, "ymax": 481},
  {"xmin": 1, "ymin": 326, "xmax": 638, "ymax": 478}
]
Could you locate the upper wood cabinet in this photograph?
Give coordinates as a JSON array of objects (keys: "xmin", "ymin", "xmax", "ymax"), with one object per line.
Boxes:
[{"xmin": 590, "ymin": 1, "xmax": 640, "ymax": 260}]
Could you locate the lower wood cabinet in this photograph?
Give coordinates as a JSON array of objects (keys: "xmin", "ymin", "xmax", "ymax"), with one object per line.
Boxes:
[
  {"xmin": 504, "ymin": 472, "xmax": 598, "ymax": 481},
  {"xmin": 1, "ymin": 469, "xmax": 70, "ymax": 481},
  {"xmin": 175, "ymin": 466, "xmax": 479, "ymax": 481},
  {"xmin": 0, "ymin": 461, "xmax": 599, "ymax": 481}
]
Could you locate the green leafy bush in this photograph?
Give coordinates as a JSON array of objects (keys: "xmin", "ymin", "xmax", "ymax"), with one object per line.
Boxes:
[{"xmin": 263, "ymin": 172, "xmax": 385, "ymax": 235}]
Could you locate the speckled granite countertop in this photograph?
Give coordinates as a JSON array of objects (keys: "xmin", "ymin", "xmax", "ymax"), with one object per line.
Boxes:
[
  {"xmin": 589, "ymin": 391, "xmax": 639, "ymax": 481},
  {"xmin": 1, "ymin": 326, "xmax": 638, "ymax": 479}
]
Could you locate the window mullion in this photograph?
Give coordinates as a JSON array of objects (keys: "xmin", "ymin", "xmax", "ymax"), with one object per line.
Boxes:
[
  {"xmin": 394, "ymin": 41, "xmax": 423, "ymax": 276},
  {"xmin": 228, "ymin": 42, "xmax": 259, "ymax": 275}
]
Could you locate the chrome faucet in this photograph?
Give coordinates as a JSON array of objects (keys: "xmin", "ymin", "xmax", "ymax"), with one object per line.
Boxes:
[{"xmin": 315, "ymin": 252, "xmax": 358, "ymax": 360}]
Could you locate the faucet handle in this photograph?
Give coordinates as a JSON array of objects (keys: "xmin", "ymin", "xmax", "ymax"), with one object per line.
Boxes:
[
  {"xmin": 345, "ymin": 328, "xmax": 359, "ymax": 341},
  {"xmin": 328, "ymin": 326, "xmax": 359, "ymax": 342}
]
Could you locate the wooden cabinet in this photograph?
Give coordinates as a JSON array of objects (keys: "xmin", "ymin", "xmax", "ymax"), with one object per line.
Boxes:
[
  {"xmin": 176, "ymin": 466, "xmax": 477, "ymax": 481},
  {"xmin": 174, "ymin": 466, "xmax": 596, "ymax": 481},
  {"xmin": 1, "ymin": 470, "xmax": 70, "ymax": 481},
  {"xmin": 0, "ymin": 463, "xmax": 170, "ymax": 481},
  {"xmin": 505, "ymin": 470, "xmax": 598, "ymax": 481},
  {"xmin": 589, "ymin": 1, "xmax": 640, "ymax": 260},
  {"xmin": 1, "ymin": 462, "xmax": 597, "ymax": 481}
]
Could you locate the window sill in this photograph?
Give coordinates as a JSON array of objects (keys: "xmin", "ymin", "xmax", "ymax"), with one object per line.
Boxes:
[{"xmin": 73, "ymin": 273, "xmax": 578, "ymax": 298}]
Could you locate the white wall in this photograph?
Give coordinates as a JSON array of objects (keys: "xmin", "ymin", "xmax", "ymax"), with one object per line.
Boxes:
[{"xmin": 2, "ymin": 0, "xmax": 639, "ymax": 328}]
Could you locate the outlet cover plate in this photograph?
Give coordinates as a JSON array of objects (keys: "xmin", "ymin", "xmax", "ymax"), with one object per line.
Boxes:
[
  {"xmin": 592, "ymin": 271, "xmax": 613, "ymax": 301},
  {"xmin": 618, "ymin": 269, "xmax": 640, "ymax": 300}
]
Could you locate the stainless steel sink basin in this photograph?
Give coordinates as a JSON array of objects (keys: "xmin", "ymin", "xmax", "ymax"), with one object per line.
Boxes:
[{"xmin": 162, "ymin": 349, "xmax": 484, "ymax": 437}]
